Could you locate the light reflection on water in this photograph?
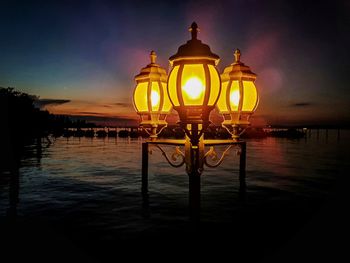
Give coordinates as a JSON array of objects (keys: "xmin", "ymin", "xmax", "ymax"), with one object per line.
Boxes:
[{"xmin": 0, "ymin": 130, "xmax": 349, "ymax": 245}]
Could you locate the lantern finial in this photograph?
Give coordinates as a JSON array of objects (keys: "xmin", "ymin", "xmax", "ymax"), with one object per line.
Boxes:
[
  {"xmin": 234, "ymin": 49, "xmax": 241, "ymax": 64},
  {"xmin": 189, "ymin": 22, "xmax": 199, "ymax": 40},
  {"xmin": 150, "ymin": 50, "xmax": 157, "ymax": 64}
]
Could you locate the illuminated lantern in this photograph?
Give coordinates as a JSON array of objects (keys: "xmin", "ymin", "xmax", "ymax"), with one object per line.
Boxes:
[
  {"xmin": 167, "ymin": 22, "xmax": 221, "ymax": 143},
  {"xmin": 133, "ymin": 51, "xmax": 172, "ymax": 140},
  {"xmin": 216, "ymin": 49, "xmax": 259, "ymax": 139}
]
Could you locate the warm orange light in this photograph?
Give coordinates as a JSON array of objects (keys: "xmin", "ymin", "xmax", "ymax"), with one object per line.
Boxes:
[
  {"xmin": 134, "ymin": 80, "xmax": 171, "ymax": 114},
  {"xmin": 182, "ymin": 76, "xmax": 204, "ymax": 100},
  {"xmin": 168, "ymin": 63, "xmax": 220, "ymax": 108},
  {"xmin": 133, "ymin": 51, "xmax": 171, "ymax": 129},
  {"xmin": 167, "ymin": 22, "xmax": 221, "ymax": 135},
  {"xmin": 229, "ymin": 80, "xmax": 240, "ymax": 111},
  {"xmin": 180, "ymin": 64, "xmax": 206, "ymax": 106},
  {"xmin": 216, "ymin": 81, "xmax": 228, "ymax": 112},
  {"xmin": 230, "ymin": 90, "xmax": 240, "ymax": 107},
  {"xmin": 133, "ymin": 82, "xmax": 148, "ymax": 112},
  {"xmin": 150, "ymin": 81, "xmax": 161, "ymax": 111},
  {"xmin": 216, "ymin": 49, "xmax": 259, "ymax": 128},
  {"xmin": 242, "ymin": 81, "xmax": 258, "ymax": 111},
  {"xmin": 207, "ymin": 65, "xmax": 220, "ymax": 106},
  {"xmin": 151, "ymin": 90, "xmax": 160, "ymax": 109},
  {"xmin": 217, "ymin": 79, "xmax": 258, "ymax": 115},
  {"xmin": 168, "ymin": 65, "xmax": 180, "ymax": 106}
]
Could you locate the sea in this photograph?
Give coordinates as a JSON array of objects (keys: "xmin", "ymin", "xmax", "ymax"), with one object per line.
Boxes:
[{"xmin": 1, "ymin": 129, "xmax": 349, "ymax": 262}]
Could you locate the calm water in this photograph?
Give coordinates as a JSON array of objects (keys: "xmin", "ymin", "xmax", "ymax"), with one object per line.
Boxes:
[{"xmin": 1, "ymin": 130, "xmax": 349, "ymax": 261}]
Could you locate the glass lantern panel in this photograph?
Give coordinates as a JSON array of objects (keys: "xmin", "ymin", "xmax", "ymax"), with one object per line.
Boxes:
[
  {"xmin": 242, "ymin": 81, "xmax": 258, "ymax": 112},
  {"xmin": 216, "ymin": 81, "xmax": 228, "ymax": 112},
  {"xmin": 168, "ymin": 65, "xmax": 180, "ymax": 106},
  {"xmin": 161, "ymin": 82, "xmax": 172, "ymax": 112},
  {"xmin": 150, "ymin": 81, "xmax": 161, "ymax": 111},
  {"xmin": 229, "ymin": 80, "xmax": 240, "ymax": 111},
  {"xmin": 208, "ymin": 65, "xmax": 221, "ymax": 106},
  {"xmin": 181, "ymin": 64, "xmax": 205, "ymax": 106},
  {"xmin": 133, "ymin": 82, "xmax": 149, "ymax": 112}
]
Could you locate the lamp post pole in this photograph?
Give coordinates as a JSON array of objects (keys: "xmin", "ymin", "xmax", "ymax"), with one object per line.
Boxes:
[
  {"xmin": 185, "ymin": 128, "xmax": 204, "ymax": 220},
  {"xmin": 188, "ymin": 143, "xmax": 201, "ymax": 220},
  {"xmin": 136, "ymin": 22, "xmax": 255, "ymax": 220}
]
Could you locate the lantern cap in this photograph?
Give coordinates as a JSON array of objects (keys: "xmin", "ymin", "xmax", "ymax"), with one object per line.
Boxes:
[
  {"xmin": 169, "ymin": 22, "xmax": 220, "ymax": 65},
  {"xmin": 135, "ymin": 50, "xmax": 167, "ymax": 82},
  {"xmin": 221, "ymin": 49, "xmax": 257, "ymax": 81}
]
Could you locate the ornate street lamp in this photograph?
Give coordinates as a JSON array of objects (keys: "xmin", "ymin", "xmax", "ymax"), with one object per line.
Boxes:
[
  {"xmin": 216, "ymin": 49, "xmax": 259, "ymax": 140},
  {"xmin": 167, "ymin": 22, "xmax": 221, "ymax": 146},
  {"xmin": 134, "ymin": 23, "xmax": 260, "ymax": 218},
  {"xmin": 133, "ymin": 51, "xmax": 172, "ymax": 141}
]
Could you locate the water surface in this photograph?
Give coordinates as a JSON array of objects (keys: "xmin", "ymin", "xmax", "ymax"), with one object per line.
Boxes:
[{"xmin": 1, "ymin": 130, "xmax": 349, "ymax": 261}]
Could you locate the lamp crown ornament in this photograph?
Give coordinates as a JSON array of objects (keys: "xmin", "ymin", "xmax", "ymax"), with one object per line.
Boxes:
[
  {"xmin": 134, "ymin": 51, "xmax": 168, "ymax": 83},
  {"xmin": 222, "ymin": 49, "xmax": 256, "ymax": 81},
  {"xmin": 233, "ymin": 48, "xmax": 241, "ymax": 64},
  {"xmin": 169, "ymin": 21, "xmax": 219, "ymax": 65},
  {"xmin": 150, "ymin": 50, "xmax": 157, "ymax": 64},
  {"xmin": 189, "ymin": 22, "xmax": 199, "ymax": 39}
]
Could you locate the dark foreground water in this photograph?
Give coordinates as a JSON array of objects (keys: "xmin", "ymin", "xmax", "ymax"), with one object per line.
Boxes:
[{"xmin": 1, "ymin": 130, "xmax": 350, "ymax": 262}]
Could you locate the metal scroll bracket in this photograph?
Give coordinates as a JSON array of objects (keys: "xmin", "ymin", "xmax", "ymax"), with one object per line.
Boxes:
[{"xmin": 141, "ymin": 139, "xmax": 246, "ymax": 195}]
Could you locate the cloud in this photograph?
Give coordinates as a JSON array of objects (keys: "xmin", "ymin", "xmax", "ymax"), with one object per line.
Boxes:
[
  {"xmin": 34, "ymin": 99, "xmax": 70, "ymax": 109},
  {"xmin": 114, "ymin": 102, "xmax": 132, "ymax": 107},
  {"xmin": 290, "ymin": 102, "xmax": 313, "ymax": 107},
  {"xmin": 76, "ymin": 111, "xmax": 106, "ymax": 116}
]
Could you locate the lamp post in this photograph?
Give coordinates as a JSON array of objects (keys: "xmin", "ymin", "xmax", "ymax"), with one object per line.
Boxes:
[
  {"xmin": 167, "ymin": 22, "xmax": 221, "ymax": 146},
  {"xmin": 216, "ymin": 49, "xmax": 259, "ymax": 140},
  {"xmin": 134, "ymin": 23, "xmax": 259, "ymax": 218},
  {"xmin": 167, "ymin": 22, "xmax": 222, "ymax": 213},
  {"xmin": 133, "ymin": 51, "xmax": 172, "ymax": 141}
]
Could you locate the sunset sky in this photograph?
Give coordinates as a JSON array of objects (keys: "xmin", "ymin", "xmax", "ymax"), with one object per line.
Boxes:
[{"xmin": 0, "ymin": 0, "xmax": 349, "ymax": 126}]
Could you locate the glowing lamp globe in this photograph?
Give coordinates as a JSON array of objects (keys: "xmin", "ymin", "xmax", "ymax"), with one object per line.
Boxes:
[
  {"xmin": 133, "ymin": 51, "xmax": 172, "ymax": 139},
  {"xmin": 167, "ymin": 22, "xmax": 221, "ymax": 142},
  {"xmin": 216, "ymin": 49, "xmax": 259, "ymax": 139}
]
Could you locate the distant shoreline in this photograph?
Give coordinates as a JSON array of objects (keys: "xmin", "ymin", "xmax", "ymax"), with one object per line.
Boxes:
[{"xmin": 41, "ymin": 126, "xmax": 346, "ymax": 140}]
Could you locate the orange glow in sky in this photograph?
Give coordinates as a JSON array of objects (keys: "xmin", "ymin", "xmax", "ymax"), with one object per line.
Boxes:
[{"xmin": 44, "ymin": 99, "xmax": 137, "ymax": 120}]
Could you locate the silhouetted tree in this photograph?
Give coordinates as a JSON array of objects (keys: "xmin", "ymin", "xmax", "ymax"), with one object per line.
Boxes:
[
  {"xmin": 1, "ymin": 87, "xmax": 39, "ymax": 167},
  {"xmin": 0, "ymin": 87, "xmax": 85, "ymax": 168},
  {"xmin": 0, "ymin": 87, "xmax": 50, "ymax": 139}
]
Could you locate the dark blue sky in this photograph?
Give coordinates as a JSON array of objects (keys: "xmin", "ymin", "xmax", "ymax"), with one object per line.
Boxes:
[{"xmin": 0, "ymin": 0, "xmax": 349, "ymax": 126}]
